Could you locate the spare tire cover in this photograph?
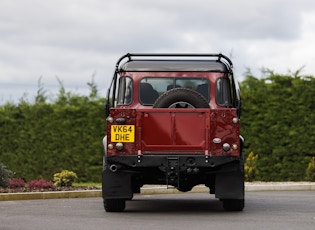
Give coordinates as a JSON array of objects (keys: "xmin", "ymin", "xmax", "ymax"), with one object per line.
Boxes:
[{"xmin": 153, "ymin": 88, "xmax": 210, "ymax": 108}]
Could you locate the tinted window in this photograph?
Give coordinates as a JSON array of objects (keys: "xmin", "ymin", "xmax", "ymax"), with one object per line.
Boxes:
[
  {"xmin": 216, "ymin": 78, "xmax": 232, "ymax": 106},
  {"xmin": 117, "ymin": 77, "xmax": 132, "ymax": 105},
  {"xmin": 140, "ymin": 77, "xmax": 209, "ymax": 105}
]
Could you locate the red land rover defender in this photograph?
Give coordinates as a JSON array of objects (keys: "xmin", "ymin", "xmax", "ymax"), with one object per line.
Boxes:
[{"xmin": 102, "ymin": 53, "xmax": 244, "ymax": 212}]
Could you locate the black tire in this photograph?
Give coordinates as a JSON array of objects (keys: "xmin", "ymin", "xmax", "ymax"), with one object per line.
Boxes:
[
  {"xmin": 153, "ymin": 88, "xmax": 210, "ymax": 108},
  {"xmin": 222, "ymin": 199, "xmax": 244, "ymax": 211},
  {"xmin": 177, "ymin": 185, "xmax": 193, "ymax": 192},
  {"xmin": 103, "ymin": 199, "xmax": 126, "ymax": 212}
]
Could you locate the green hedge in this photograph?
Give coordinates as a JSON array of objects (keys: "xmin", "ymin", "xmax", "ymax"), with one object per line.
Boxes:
[
  {"xmin": 0, "ymin": 84, "xmax": 106, "ymax": 182},
  {"xmin": 1, "ymin": 72, "xmax": 315, "ymax": 182},
  {"xmin": 240, "ymin": 72, "xmax": 315, "ymax": 181}
]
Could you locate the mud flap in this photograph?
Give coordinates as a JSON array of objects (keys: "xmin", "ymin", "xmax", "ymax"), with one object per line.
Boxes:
[
  {"xmin": 102, "ymin": 169, "xmax": 133, "ymax": 200},
  {"xmin": 214, "ymin": 169, "xmax": 244, "ymax": 200}
]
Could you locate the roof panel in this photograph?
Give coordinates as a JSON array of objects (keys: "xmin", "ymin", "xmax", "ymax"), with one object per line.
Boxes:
[{"xmin": 120, "ymin": 60, "xmax": 228, "ymax": 72}]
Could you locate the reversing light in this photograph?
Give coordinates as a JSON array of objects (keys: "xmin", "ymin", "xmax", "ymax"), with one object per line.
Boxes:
[
  {"xmin": 222, "ymin": 143, "xmax": 231, "ymax": 152},
  {"xmin": 116, "ymin": 142, "xmax": 124, "ymax": 151}
]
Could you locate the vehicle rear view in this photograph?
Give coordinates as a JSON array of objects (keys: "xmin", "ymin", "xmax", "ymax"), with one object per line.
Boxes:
[{"xmin": 102, "ymin": 53, "xmax": 244, "ymax": 212}]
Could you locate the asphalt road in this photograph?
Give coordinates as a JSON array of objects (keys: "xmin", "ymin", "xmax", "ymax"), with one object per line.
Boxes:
[{"xmin": 1, "ymin": 191, "xmax": 315, "ymax": 230}]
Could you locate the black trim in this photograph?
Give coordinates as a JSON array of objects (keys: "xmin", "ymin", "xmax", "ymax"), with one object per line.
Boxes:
[
  {"xmin": 105, "ymin": 53, "xmax": 237, "ymax": 117},
  {"xmin": 107, "ymin": 155, "xmax": 240, "ymax": 169},
  {"xmin": 114, "ymin": 53, "xmax": 233, "ymax": 72}
]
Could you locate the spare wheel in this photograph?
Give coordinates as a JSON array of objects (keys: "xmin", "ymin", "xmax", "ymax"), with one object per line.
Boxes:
[{"xmin": 153, "ymin": 88, "xmax": 210, "ymax": 108}]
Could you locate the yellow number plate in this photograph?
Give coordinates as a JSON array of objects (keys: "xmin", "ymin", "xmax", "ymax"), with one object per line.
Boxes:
[{"xmin": 111, "ymin": 125, "xmax": 135, "ymax": 142}]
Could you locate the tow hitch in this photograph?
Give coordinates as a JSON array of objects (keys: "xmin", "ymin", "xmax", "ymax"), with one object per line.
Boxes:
[{"xmin": 166, "ymin": 157, "xmax": 180, "ymax": 188}]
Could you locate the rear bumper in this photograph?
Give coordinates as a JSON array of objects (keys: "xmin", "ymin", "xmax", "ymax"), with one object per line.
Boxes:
[
  {"xmin": 106, "ymin": 155, "xmax": 241, "ymax": 171},
  {"xmin": 102, "ymin": 155, "xmax": 244, "ymax": 200}
]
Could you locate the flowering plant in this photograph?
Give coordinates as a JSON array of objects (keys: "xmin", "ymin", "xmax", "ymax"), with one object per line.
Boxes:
[
  {"xmin": 9, "ymin": 178, "xmax": 26, "ymax": 188},
  {"xmin": 28, "ymin": 179, "xmax": 54, "ymax": 189},
  {"xmin": 53, "ymin": 170, "xmax": 78, "ymax": 187}
]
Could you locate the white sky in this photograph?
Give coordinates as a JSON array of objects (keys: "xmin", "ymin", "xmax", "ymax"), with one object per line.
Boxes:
[{"xmin": 1, "ymin": 0, "xmax": 315, "ymax": 104}]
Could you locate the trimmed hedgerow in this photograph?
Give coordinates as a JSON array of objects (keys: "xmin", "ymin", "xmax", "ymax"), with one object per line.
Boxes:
[{"xmin": 0, "ymin": 80, "xmax": 105, "ymax": 182}]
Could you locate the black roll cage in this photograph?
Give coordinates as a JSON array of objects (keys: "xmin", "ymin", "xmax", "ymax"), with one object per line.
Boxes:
[{"xmin": 105, "ymin": 53, "xmax": 241, "ymax": 117}]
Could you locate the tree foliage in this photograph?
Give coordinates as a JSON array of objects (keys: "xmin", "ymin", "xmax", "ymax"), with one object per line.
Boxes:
[{"xmin": 241, "ymin": 72, "xmax": 315, "ymax": 181}]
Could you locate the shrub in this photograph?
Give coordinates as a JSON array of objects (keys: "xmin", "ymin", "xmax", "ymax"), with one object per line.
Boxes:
[
  {"xmin": 9, "ymin": 178, "xmax": 26, "ymax": 188},
  {"xmin": 245, "ymin": 152, "xmax": 259, "ymax": 182},
  {"xmin": 0, "ymin": 163, "xmax": 13, "ymax": 188},
  {"xmin": 305, "ymin": 157, "xmax": 315, "ymax": 182},
  {"xmin": 53, "ymin": 170, "xmax": 78, "ymax": 187},
  {"xmin": 28, "ymin": 179, "xmax": 54, "ymax": 189}
]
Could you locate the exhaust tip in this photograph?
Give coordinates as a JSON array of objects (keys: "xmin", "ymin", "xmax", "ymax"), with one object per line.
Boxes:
[
  {"xmin": 109, "ymin": 164, "xmax": 118, "ymax": 172},
  {"xmin": 109, "ymin": 164, "xmax": 120, "ymax": 172}
]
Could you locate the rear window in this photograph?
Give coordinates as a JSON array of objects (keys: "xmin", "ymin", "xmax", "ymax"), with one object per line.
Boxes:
[
  {"xmin": 216, "ymin": 77, "xmax": 232, "ymax": 106},
  {"xmin": 117, "ymin": 76, "xmax": 133, "ymax": 105},
  {"xmin": 139, "ymin": 77, "xmax": 210, "ymax": 105}
]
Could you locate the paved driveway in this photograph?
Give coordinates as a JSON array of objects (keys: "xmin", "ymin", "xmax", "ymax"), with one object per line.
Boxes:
[{"xmin": 1, "ymin": 191, "xmax": 315, "ymax": 230}]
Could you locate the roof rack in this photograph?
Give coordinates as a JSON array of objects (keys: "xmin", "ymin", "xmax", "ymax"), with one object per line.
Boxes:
[{"xmin": 114, "ymin": 53, "xmax": 233, "ymax": 73}]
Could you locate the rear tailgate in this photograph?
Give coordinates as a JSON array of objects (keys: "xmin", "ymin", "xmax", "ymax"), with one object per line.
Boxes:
[
  {"xmin": 107, "ymin": 108, "xmax": 240, "ymax": 157},
  {"xmin": 137, "ymin": 108, "xmax": 210, "ymax": 152}
]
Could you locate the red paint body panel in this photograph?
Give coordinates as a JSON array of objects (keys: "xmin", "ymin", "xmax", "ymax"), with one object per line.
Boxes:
[
  {"xmin": 139, "ymin": 109, "xmax": 209, "ymax": 151},
  {"xmin": 107, "ymin": 108, "xmax": 240, "ymax": 157},
  {"xmin": 210, "ymin": 109, "xmax": 240, "ymax": 156}
]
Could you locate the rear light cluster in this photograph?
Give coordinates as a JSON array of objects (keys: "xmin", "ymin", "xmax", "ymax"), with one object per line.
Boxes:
[
  {"xmin": 107, "ymin": 143, "xmax": 124, "ymax": 151},
  {"xmin": 220, "ymin": 117, "xmax": 239, "ymax": 153},
  {"xmin": 107, "ymin": 116, "xmax": 128, "ymax": 151},
  {"xmin": 222, "ymin": 143, "xmax": 238, "ymax": 152}
]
